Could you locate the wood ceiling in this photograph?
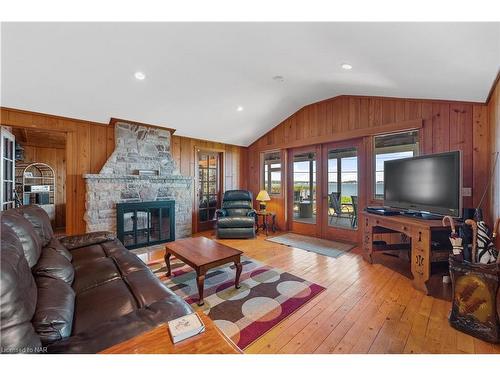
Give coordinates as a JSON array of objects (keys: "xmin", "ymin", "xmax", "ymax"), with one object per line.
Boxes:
[{"xmin": 12, "ymin": 127, "xmax": 66, "ymax": 149}]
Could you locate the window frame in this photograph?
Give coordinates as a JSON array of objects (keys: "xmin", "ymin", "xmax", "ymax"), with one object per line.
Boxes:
[
  {"xmin": 373, "ymin": 130, "xmax": 420, "ymax": 200},
  {"xmin": 261, "ymin": 150, "xmax": 282, "ymax": 195}
]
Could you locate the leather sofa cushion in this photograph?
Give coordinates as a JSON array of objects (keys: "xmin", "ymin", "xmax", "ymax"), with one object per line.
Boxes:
[
  {"xmin": 218, "ymin": 216, "xmax": 256, "ymax": 228},
  {"xmin": 32, "ymin": 277, "xmax": 75, "ymax": 344},
  {"xmin": 112, "ymin": 251, "xmax": 150, "ymax": 276},
  {"xmin": 17, "ymin": 205, "xmax": 54, "ymax": 247},
  {"xmin": 44, "ymin": 237, "xmax": 72, "ymax": 262},
  {"xmin": 1, "ymin": 210, "xmax": 42, "ymax": 268},
  {"xmin": 59, "ymin": 231, "xmax": 116, "ymax": 250},
  {"xmin": 32, "ymin": 247, "xmax": 75, "ymax": 285},
  {"xmin": 70, "ymin": 244, "xmax": 107, "ymax": 266},
  {"xmin": 0, "ymin": 225, "xmax": 41, "ymax": 351},
  {"xmin": 72, "ymin": 257, "xmax": 120, "ymax": 294},
  {"xmin": 125, "ymin": 269, "xmax": 182, "ymax": 307},
  {"xmin": 72, "ymin": 279, "xmax": 138, "ymax": 335}
]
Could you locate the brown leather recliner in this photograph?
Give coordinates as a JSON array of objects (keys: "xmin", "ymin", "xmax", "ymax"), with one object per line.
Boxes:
[{"xmin": 0, "ymin": 205, "xmax": 192, "ymax": 354}]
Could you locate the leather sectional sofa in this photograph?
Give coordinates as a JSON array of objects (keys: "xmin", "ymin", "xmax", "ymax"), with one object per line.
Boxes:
[{"xmin": 0, "ymin": 205, "xmax": 192, "ymax": 354}]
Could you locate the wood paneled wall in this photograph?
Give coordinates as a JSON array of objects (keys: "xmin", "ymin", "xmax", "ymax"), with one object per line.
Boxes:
[
  {"xmin": 247, "ymin": 95, "xmax": 490, "ymax": 236},
  {"xmin": 22, "ymin": 145, "xmax": 67, "ymax": 230},
  {"xmin": 488, "ymin": 76, "xmax": 500, "ymax": 247},
  {"xmin": 1, "ymin": 107, "xmax": 247, "ymax": 235},
  {"xmin": 0, "ymin": 107, "xmax": 115, "ymax": 234}
]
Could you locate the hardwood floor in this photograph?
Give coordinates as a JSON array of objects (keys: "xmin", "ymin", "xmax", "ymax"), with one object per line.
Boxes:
[{"xmin": 138, "ymin": 231, "xmax": 500, "ymax": 354}]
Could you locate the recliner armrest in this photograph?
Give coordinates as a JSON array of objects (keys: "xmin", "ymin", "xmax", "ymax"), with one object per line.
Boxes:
[
  {"xmin": 59, "ymin": 231, "xmax": 116, "ymax": 250},
  {"xmin": 247, "ymin": 209, "xmax": 257, "ymax": 218},
  {"xmin": 215, "ymin": 209, "xmax": 227, "ymax": 218}
]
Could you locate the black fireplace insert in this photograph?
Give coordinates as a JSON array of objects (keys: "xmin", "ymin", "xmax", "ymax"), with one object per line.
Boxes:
[{"xmin": 116, "ymin": 200, "xmax": 175, "ymax": 249}]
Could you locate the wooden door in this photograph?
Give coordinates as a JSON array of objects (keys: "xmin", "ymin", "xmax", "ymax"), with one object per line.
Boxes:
[
  {"xmin": 287, "ymin": 145, "xmax": 323, "ymax": 237},
  {"xmin": 320, "ymin": 138, "xmax": 365, "ymax": 243},
  {"xmin": 196, "ymin": 150, "xmax": 222, "ymax": 231}
]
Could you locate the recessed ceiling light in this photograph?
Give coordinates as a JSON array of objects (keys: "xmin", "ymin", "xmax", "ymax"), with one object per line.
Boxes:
[
  {"xmin": 272, "ymin": 75, "xmax": 285, "ymax": 82},
  {"xmin": 341, "ymin": 63, "xmax": 353, "ymax": 70},
  {"xmin": 134, "ymin": 71, "xmax": 146, "ymax": 80},
  {"xmin": 236, "ymin": 106, "xmax": 244, "ymax": 112}
]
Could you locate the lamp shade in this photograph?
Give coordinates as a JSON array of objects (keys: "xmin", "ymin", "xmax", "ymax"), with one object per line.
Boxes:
[{"xmin": 256, "ymin": 190, "xmax": 271, "ymax": 202}]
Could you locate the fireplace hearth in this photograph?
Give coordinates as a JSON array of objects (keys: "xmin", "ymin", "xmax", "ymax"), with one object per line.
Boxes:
[{"xmin": 116, "ymin": 200, "xmax": 175, "ymax": 249}]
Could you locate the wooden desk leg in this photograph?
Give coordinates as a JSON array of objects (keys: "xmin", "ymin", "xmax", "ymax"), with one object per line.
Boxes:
[
  {"xmin": 411, "ymin": 229, "xmax": 431, "ymax": 295},
  {"xmin": 164, "ymin": 252, "xmax": 172, "ymax": 277},
  {"xmin": 196, "ymin": 271, "xmax": 206, "ymax": 306},
  {"xmin": 362, "ymin": 221, "xmax": 373, "ymax": 264},
  {"xmin": 234, "ymin": 259, "xmax": 242, "ymax": 289}
]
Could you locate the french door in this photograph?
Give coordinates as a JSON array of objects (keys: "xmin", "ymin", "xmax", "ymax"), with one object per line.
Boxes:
[
  {"xmin": 288, "ymin": 145, "xmax": 323, "ymax": 237},
  {"xmin": 196, "ymin": 150, "xmax": 222, "ymax": 232},
  {"xmin": 321, "ymin": 139, "xmax": 364, "ymax": 243},
  {"xmin": 288, "ymin": 139, "xmax": 364, "ymax": 243},
  {"xmin": 1, "ymin": 127, "xmax": 16, "ymax": 211}
]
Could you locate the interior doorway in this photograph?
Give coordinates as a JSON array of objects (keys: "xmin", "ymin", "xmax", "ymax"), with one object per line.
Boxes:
[{"xmin": 11, "ymin": 127, "xmax": 67, "ymax": 233}]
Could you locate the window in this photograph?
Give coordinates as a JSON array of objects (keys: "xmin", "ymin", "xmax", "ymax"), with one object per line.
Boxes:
[
  {"xmin": 374, "ymin": 130, "xmax": 419, "ymax": 199},
  {"xmin": 262, "ymin": 151, "xmax": 281, "ymax": 194}
]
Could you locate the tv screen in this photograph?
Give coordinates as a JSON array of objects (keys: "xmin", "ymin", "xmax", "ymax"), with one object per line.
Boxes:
[{"xmin": 384, "ymin": 151, "xmax": 461, "ymax": 217}]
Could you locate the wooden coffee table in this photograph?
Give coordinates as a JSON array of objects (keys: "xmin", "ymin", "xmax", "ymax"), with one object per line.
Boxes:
[{"xmin": 164, "ymin": 237, "xmax": 243, "ymax": 306}]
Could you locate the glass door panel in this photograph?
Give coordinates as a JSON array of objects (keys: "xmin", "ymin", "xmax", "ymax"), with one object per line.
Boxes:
[
  {"xmin": 292, "ymin": 152, "xmax": 317, "ymax": 224},
  {"xmin": 1, "ymin": 128, "xmax": 16, "ymax": 211},
  {"xmin": 327, "ymin": 148, "xmax": 358, "ymax": 229},
  {"xmin": 122, "ymin": 210, "xmax": 136, "ymax": 247},
  {"xmin": 197, "ymin": 150, "xmax": 221, "ymax": 231}
]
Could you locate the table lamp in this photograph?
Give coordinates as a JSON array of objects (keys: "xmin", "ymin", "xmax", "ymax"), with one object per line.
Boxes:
[{"xmin": 256, "ymin": 190, "xmax": 271, "ymax": 211}]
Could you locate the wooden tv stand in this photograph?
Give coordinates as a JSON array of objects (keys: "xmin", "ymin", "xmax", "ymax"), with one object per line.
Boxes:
[{"xmin": 362, "ymin": 212, "xmax": 451, "ymax": 295}]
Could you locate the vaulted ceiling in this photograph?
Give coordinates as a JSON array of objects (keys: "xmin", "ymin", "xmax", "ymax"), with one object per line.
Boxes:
[{"xmin": 1, "ymin": 22, "xmax": 499, "ymax": 146}]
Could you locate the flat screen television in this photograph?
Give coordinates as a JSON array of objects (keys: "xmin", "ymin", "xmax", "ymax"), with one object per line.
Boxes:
[{"xmin": 384, "ymin": 151, "xmax": 461, "ymax": 217}]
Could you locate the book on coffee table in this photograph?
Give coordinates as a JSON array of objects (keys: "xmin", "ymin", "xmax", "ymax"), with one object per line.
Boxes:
[{"xmin": 167, "ymin": 313, "xmax": 205, "ymax": 344}]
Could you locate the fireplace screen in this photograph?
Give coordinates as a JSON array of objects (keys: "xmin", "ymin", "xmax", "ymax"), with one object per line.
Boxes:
[{"xmin": 116, "ymin": 200, "xmax": 175, "ymax": 249}]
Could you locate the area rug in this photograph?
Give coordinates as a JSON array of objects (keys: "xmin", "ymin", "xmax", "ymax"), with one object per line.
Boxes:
[
  {"xmin": 148, "ymin": 256, "xmax": 325, "ymax": 350},
  {"xmin": 266, "ymin": 232, "xmax": 355, "ymax": 258}
]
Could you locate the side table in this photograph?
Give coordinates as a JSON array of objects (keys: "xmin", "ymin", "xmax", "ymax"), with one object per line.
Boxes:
[{"xmin": 255, "ymin": 210, "xmax": 277, "ymax": 236}]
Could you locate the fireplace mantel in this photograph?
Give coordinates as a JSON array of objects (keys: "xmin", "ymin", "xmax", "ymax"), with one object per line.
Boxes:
[{"xmin": 84, "ymin": 174, "xmax": 191, "ymax": 181}]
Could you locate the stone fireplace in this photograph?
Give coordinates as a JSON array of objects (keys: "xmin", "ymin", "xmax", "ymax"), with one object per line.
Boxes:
[{"xmin": 83, "ymin": 121, "xmax": 193, "ymax": 239}]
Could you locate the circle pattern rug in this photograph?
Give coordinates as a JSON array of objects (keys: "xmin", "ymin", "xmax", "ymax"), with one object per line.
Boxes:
[{"xmin": 149, "ymin": 256, "xmax": 325, "ymax": 350}]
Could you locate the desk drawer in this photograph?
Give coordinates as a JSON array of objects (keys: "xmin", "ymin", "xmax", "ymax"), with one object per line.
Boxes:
[{"xmin": 372, "ymin": 217, "xmax": 412, "ymax": 236}]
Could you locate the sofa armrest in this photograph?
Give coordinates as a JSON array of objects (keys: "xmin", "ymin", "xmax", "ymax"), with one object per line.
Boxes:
[
  {"xmin": 215, "ymin": 209, "xmax": 227, "ymax": 218},
  {"xmin": 247, "ymin": 209, "xmax": 257, "ymax": 218},
  {"xmin": 59, "ymin": 231, "xmax": 116, "ymax": 250}
]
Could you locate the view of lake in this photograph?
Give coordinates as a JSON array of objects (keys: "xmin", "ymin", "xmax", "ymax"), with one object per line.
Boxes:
[
  {"xmin": 328, "ymin": 182, "xmax": 384, "ymax": 197},
  {"xmin": 293, "ymin": 182, "xmax": 385, "ymax": 199}
]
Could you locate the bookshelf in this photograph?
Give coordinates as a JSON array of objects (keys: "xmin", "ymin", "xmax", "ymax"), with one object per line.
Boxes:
[{"xmin": 15, "ymin": 162, "xmax": 56, "ymax": 223}]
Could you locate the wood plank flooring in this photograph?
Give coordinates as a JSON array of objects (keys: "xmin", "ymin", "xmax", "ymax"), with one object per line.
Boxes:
[{"xmin": 140, "ymin": 231, "xmax": 500, "ymax": 354}]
